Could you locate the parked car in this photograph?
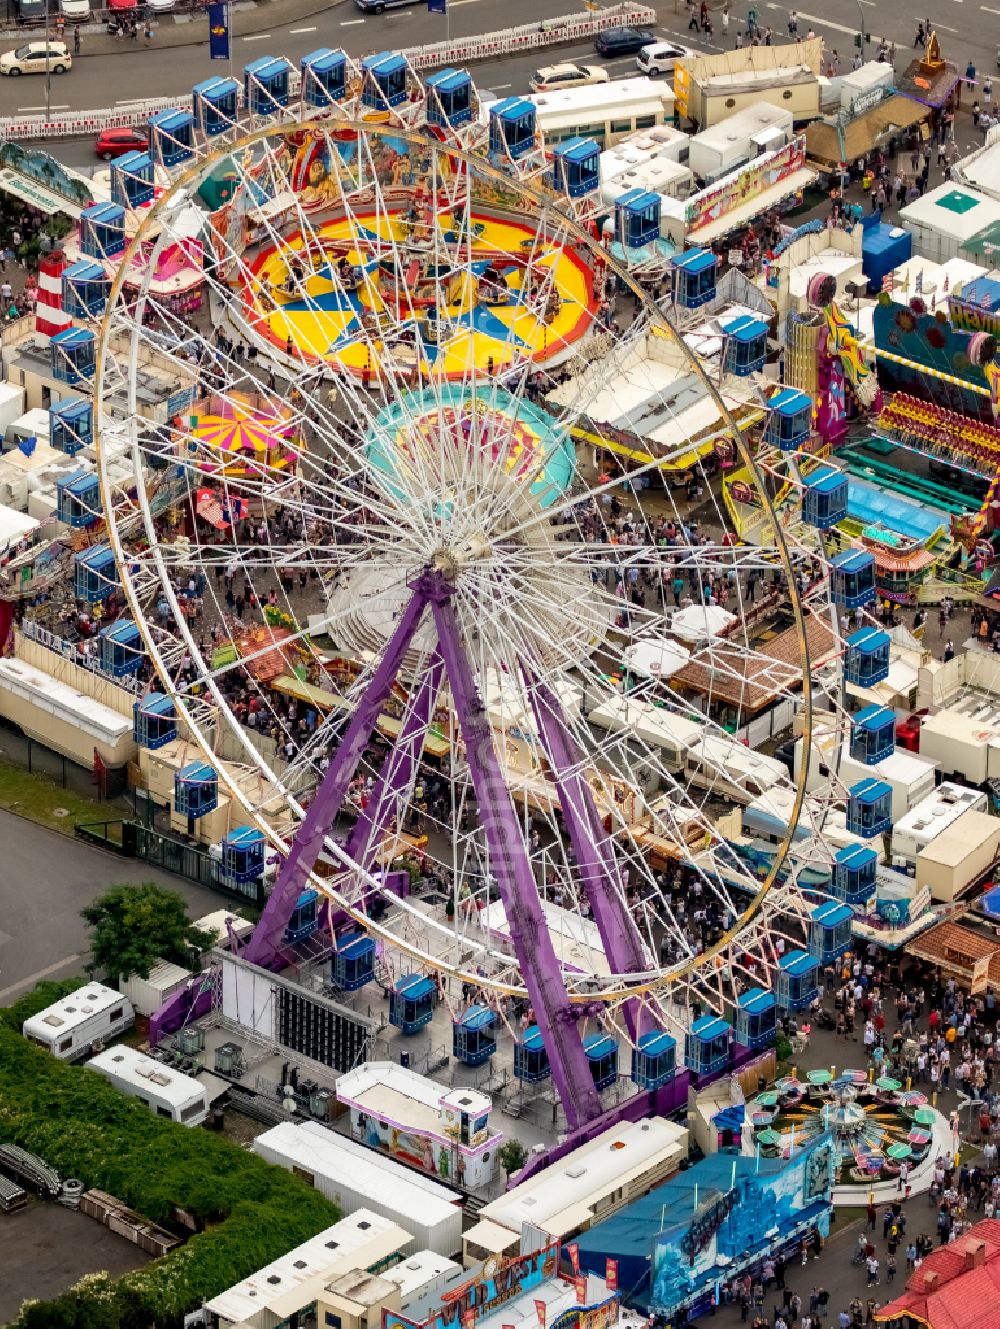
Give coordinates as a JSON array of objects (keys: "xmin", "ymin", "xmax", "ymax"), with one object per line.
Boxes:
[
  {"xmin": 594, "ymin": 26, "xmax": 656, "ymax": 56},
  {"xmin": 14, "ymin": 0, "xmax": 47, "ymax": 24},
  {"xmin": 0, "ymin": 41, "xmax": 72, "ymax": 74},
  {"xmin": 59, "ymin": 0, "xmax": 92, "ymax": 21},
  {"xmin": 95, "ymin": 127, "xmax": 150, "ymax": 160},
  {"xmin": 529, "ymin": 62, "xmax": 610, "ymax": 92},
  {"xmin": 636, "ymin": 40, "xmax": 691, "ymax": 74},
  {"xmin": 354, "ymin": 0, "xmax": 420, "ymax": 13},
  {"xmin": 146, "ymin": 0, "xmax": 177, "ymax": 11}
]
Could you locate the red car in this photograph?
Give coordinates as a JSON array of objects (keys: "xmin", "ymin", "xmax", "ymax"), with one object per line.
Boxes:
[{"xmin": 95, "ymin": 127, "xmax": 149, "ymax": 161}]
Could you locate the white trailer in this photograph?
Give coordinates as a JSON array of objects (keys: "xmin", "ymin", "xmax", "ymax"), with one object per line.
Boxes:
[
  {"xmin": 836, "ymin": 746, "xmax": 937, "ymax": 823},
  {"xmin": 915, "ymin": 808, "xmax": 1000, "ymax": 902},
  {"xmin": 917, "ymin": 708, "xmax": 1000, "ymax": 786},
  {"xmin": 588, "ymin": 696, "xmax": 704, "ymax": 773},
  {"xmin": 22, "ymin": 983, "xmax": 134, "ymax": 1061},
  {"xmin": 86, "ymin": 1045, "xmax": 209, "ymax": 1126},
  {"xmin": 891, "ymin": 782, "xmax": 988, "ymax": 864},
  {"xmin": 684, "ymin": 731, "xmax": 789, "ymax": 804}
]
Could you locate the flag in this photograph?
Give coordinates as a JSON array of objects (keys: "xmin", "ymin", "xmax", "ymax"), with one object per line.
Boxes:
[
  {"xmin": 605, "ymin": 1259, "xmax": 618, "ymax": 1292},
  {"xmin": 915, "ymin": 270, "xmax": 923, "ymax": 294},
  {"xmin": 208, "ymin": 2, "xmax": 230, "ymax": 60},
  {"xmin": 942, "ymin": 273, "xmax": 950, "ymax": 293},
  {"xmin": 567, "ymin": 1243, "xmax": 580, "ymax": 1275},
  {"xmin": 575, "ymin": 1276, "xmax": 588, "ymax": 1306},
  {"xmin": 428, "ymin": 0, "xmax": 447, "ymax": 12},
  {"xmin": 534, "ymin": 1301, "xmax": 546, "ymax": 1329}
]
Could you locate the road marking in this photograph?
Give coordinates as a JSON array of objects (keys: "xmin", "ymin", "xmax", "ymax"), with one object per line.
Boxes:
[
  {"xmin": 242, "ymin": 31, "xmax": 271, "ymax": 39},
  {"xmin": 983, "ymin": 5, "xmax": 1000, "ymax": 12},
  {"xmin": 18, "ymin": 104, "xmax": 69, "ymax": 111},
  {"xmin": 288, "ymin": 24, "xmax": 317, "ymax": 31},
  {"xmin": 341, "ymin": 17, "xmax": 366, "ymax": 24},
  {"xmin": 492, "ymin": 81, "xmax": 512, "ymax": 89},
  {"xmin": 766, "ymin": 5, "xmax": 872, "ymax": 35},
  {"xmin": 0, "ymin": 954, "xmax": 81, "ymax": 1003},
  {"xmin": 449, "ymin": 1, "xmax": 482, "ymax": 6}
]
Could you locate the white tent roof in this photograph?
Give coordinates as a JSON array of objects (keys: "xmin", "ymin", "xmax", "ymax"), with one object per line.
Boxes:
[
  {"xmin": 669, "ymin": 604, "xmax": 736, "ymax": 642},
  {"xmin": 623, "ymin": 637, "xmax": 691, "ymax": 679}
]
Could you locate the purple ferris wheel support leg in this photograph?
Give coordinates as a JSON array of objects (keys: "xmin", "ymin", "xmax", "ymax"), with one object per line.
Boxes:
[
  {"xmin": 244, "ymin": 585, "xmax": 431, "ymax": 969},
  {"xmin": 343, "ymin": 656, "xmax": 445, "ymax": 875},
  {"xmin": 428, "ymin": 583, "xmax": 604, "ymax": 1130},
  {"xmin": 526, "ymin": 675, "xmax": 651, "ymax": 1042}
]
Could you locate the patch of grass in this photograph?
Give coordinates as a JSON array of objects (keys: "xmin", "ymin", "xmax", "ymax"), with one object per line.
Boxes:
[{"xmin": 0, "ymin": 757, "xmax": 116, "ymax": 835}]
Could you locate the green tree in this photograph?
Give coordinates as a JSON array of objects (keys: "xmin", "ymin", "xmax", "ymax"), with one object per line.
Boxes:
[
  {"xmin": 498, "ymin": 1139, "xmax": 528, "ymax": 1177},
  {"xmin": 81, "ymin": 883, "xmax": 214, "ymax": 985}
]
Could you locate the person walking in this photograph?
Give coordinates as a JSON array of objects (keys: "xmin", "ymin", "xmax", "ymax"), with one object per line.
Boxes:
[
  {"xmin": 914, "ymin": 21, "xmax": 926, "ymax": 46},
  {"xmin": 73, "ymin": 24, "xmax": 81, "ymax": 54}
]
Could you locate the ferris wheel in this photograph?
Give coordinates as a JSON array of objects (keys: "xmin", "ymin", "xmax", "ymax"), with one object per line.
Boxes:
[{"xmin": 85, "ymin": 103, "xmax": 852, "ymax": 1129}]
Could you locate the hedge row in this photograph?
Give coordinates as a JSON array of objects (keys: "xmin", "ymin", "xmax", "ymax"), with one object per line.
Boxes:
[{"xmin": 3, "ymin": 981, "xmax": 339, "ymax": 1328}]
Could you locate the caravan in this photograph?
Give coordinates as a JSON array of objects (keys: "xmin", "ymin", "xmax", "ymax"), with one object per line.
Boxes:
[
  {"xmin": 22, "ymin": 983, "xmax": 134, "ymax": 1061},
  {"xmin": 87, "ymin": 1045, "xmax": 209, "ymax": 1125}
]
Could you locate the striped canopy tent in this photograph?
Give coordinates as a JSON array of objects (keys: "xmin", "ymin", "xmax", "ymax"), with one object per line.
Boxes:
[{"xmin": 187, "ymin": 393, "xmax": 298, "ymax": 473}]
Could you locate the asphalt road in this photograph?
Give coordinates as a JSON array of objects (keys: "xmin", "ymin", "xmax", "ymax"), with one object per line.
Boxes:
[{"xmin": 0, "ymin": 0, "xmax": 997, "ymax": 143}]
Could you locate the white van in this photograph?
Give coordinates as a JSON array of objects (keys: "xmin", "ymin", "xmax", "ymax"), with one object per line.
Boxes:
[
  {"xmin": 23, "ymin": 983, "xmax": 134, "ymax": 1061},
  {"xmin": 636, "ymin": 41, "xmax": 692, "ymax": 76},
  {"xmin": 87, "ymin": 1045, "xmax": 209, "ymax": 1126}
]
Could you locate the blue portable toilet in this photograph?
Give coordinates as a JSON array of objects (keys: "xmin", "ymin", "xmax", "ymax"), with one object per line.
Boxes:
[
  {"xmin": 584, "ymin": 1032, "xmax": 619, "ymax": 1092},
  {"xmin": 488, "ymin": 97, "xmax": 536, "ymax": 161},
  {"xmin": 631, "ymin": 1029, "xmax": 677, "ymax": 1089},
  {"xmin": 49, "ymin": 398, "xmax": 93, "ymax": 457},
  {"xmin": 221, "ymin": 827, "xmax": 266, "ymax": 886},
  {"xmin": 775, "ymin": 949, "xmax": 820, "ymax": 1011},
  {"xmin": 286, "ymin": 888, "xmax": 319, "ymax": 944},
  {"xmin": 846, "ymin": 777, "xmax": 892, "ymax": 838},
  {"xmin": 802, "ymin": 464, "xmax": 849, "ymax": 529},
  {"xmin": 684, "ymin": 1014, "xmax": 731, "ymax": 1079},
  {"xmin": 513, "ymin": 1023, "xmax": 550, "ymax": 1082},
  {"xmin": 80, "ymin": 202, "xmax": 126, "ymax": 260},
  {"xmin": 764, "ymin": 387, "xmax": 813, "ymax": 451},
  {"xmin": 301, "ymin": 48, "xmax": 347, "ymax": 108},
  {"xmin": 193, "ymin": 77, "xmax": 239, "ymax": 136},
  {"xmin": 132, "ymin": 692, "xmax": 177, "ymax": 749},
  {"xmin": 734, "ymin": 987, "xmax": 776, "ymax": 1049},
  {"xmin": 389, "ymin": 972, "xmax": 435, "ymax": 1033},
  {"xmin": 73, "ymin": 544, "xmax": 117, "ymax": 602},
  {"xmin": 845, "ymin": 627, "xmax": 890, "ymax": 687},
  {"xmin": 148, "ymin": 109, "xmax": 195, "ymax": 167},
  {"xmin": 550, "ymin": 137, "xmax": 600, "ymax": 199},
  {"xmin": 671, "ymin": 247, "xmax": 717, "ymax": 308},
  {"xmin": 426, "ymin": 68, "xmax": 474, "ymax": 128},
  {"xmin": 61, "ymin": 260, "xmax": 110, "ymax": 320},
  {"xmin": 99, "ymin": 619, "xmax": 144, "ymax": 677},
  {"xmin": 361, "ymin": 52, "xmax": 407, "ymax": 109},
  {"xmin": 808, "ymin": 900, "xmax": 854, "ymax": 964},
  {"xmin": 850, "ymin": 704, "xmax": 896, "ymax": 765},
  {"xmin": 453, "ymin": 1004, "xmax": 497, "ymax": 1066},
  {"xmin": 333, "ymin": 933, "xmax": 376, "ymax": 990},
  {"xmin": 722, "ymin": 313, "xmax": 768, "ymax": 376},
  {"xmin": 832, "ymin": 550, "xmax": 876, "ymax": 609},
  {"xmin": 833, "ymin": 843, "xmax": 878, "ymax": 905},
  {"xmin": 174, "ymin": 761, "xmax": 219, "ymax": 819},
  {"xmin": 862, "ymin": 221, "xmax": 912, "ymax": 295},
  {"xmin": 616, "ymin": 188, "xmax": 660, "ymax": 249},
  {"xmin": 56, "ymin": 470, "xmax": 100, "ymax": 527},
  {"xmin": 111, "ymin": 151, "xmax": 155, "ymax": 209},
  {"xmin": 244, "ymin": 56, "xmax": 292, "ymax": 115},
  {"xmin": 51, "ymin": 327, "xmax": 96, "ymax": 386}
]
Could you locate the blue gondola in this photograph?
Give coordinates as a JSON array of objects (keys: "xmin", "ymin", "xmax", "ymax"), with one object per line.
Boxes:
[
  {"xmin": 845, "ymin": 627, "xmax": 890, "ymax": 687},
  {"xmin": 763, "ymin": 387, "xmax": 813, "ymax": 451},
  {"xmin": 73, "ymin": 544, "xmax": 118, "ymax": 602},
  {"xmin": 286, "ymin": 888, "xmax": 319, "ymax": 944},
  {"xmin": 452, "ymin": 1004, "xmax": 497, "ymax": 1066},
  {"xmin": 111, "ymin": 151, "xmax": 155, "ymax": 209},
  {"xmin": 631, "ymin": 1029, "xmax": 677, "ymax": 1089},
  {"xmin": 148, "ymin": 109, "xmax": 195, "ymax": 167},
  {"xmin": 802, "ymin": 464, "xmax": 849, "ymax": 529},
  {"xmin": 488, "ymin": 97, "xmax": 536, "ymax": 161},
  {"xmin": 221, "ymin": 827, "xmax": 266, "ymax": 886},
  {"xmin": 301, "ymin": 49, "xmax": 347, "ymax": 108},
  {"xmin": 684, "ymin": 1014, "xmax": 730, "ymax": 1079},
  {"xmin": 99, "ymin": 619, "xmax": 144, "ymax": 677},
  {"xmin": 174, "ymin": 761, "xmax": 218, "ymax": 820},
  {"xmin": 550, "ymin": 137, "xmax": 600, "ymax": 199},
  {"xmin": 513, "ymin": 1023, "xmax": 550, "ymax": 1082},
  {"xmin": 132, "ymin": 692, "xmax": 177, "ymax": 749},
  {"xmin": 426, "ymin": 68, "xmax": 474, "ymax": 128},
  {"xmin": 584, "ymin": 1032, "xmax": 619, "ymax": 1092},
  {"xmin": 850, "ymin": 704, "xmax": 895, "ymax": 765},
  {"xmin": 332, "ymin": 933, "xmax": 376, "ymax": 990},
  {"xmin": 775, "ymin": 949, "xmax": 820, "ymax": 1011},
  {"xmin": 389, "ymin": 972, "xmax": 435, "ymax": 1033},
  {"xmin": 56, "ymin": 470, "xmax": 100, "ymax": 527},
  {"xmin": 832, "ymin": 549, "xmax": 876, "ymax": 609},
  {"xmin": 808, "ymin": 900, "xmax": 854, "ymax": 964},
  {"xmin": 193, "ymin": 76, "xmax": 239, "ymax": 136},
  {"xmin": 80, "ymin": 202, "xmax": 126, "ymax": 260},
  {"xmin": 846, "ymin": 778, "xmax": 892, "ymax": 838},
  {"xmin": 671, "ymin": 247, "xmax": 717, "ymax": 309},
  {"xmin": 244, "ymin": 56, "xmax": 292, "ymax": 115},
  {"xmin": 61, "ymin": 260, "xmax": 109, "ymax": 320},
  {"xmin": 722, "ymin": 313, "xmax": 768, "ymax": 376},
  {"xmin": 616, "ymin": 188, "xmax": 660, "ymax": 249},
  {"xmin": 361, "ymin": 52, "xmax": 407, "ymax": 109},
  {"xmin": 733, "ymin": 987, "xmax": 776, "ymax": 1049},
  {"xmin": 833, "ymin": 843, "xmax": 878, "ymax": 905},
  {"xmin": 49, "ymin": 399, "xmax": 93, "ymax": 457},
  {"xmin": 50, "ymin": 328, "xmax": 96, "ymax": 385}
]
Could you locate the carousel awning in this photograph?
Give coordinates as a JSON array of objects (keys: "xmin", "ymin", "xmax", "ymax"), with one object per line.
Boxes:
[{"xmin": 805, "ymin": 95, "xmax": 929, "ymax": 167}]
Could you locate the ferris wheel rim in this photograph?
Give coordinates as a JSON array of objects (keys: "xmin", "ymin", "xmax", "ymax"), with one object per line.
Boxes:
[{"xmin": 93, "ymin": 114, "xmax": 818, "ymax": 1012}]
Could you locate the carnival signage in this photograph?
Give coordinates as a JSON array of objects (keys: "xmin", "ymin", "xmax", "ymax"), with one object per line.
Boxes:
[
  {"xmin": 684, "ymin": 136, "xmax": 807, "ymax": 235},
  {"xmin": 848, "ymin": 85, "xmax": 890, "ymax": 118},
  {"xmin": 385, "ymin": 1245, "xmax": 559, "ymax": 1329}
]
